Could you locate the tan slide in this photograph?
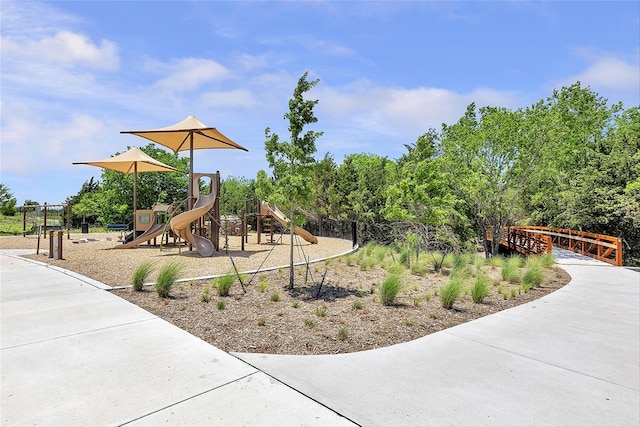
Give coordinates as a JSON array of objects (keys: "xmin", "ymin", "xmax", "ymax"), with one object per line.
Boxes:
[
  {"xmin": 114, "ymin": 221, "xmax": 166, "ymax": 249},
  {"xmin": 169, "ymin": 180, "xmax": 217, "ymax": 257},
  {"xmin": 260, "ymin": 201, "xmax": 318, "ymax": 244}
]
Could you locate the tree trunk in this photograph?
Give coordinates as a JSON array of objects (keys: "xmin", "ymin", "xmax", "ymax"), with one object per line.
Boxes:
[{"xmin": 289, "ymin": 206, "xmax": 295, "ymax": 289}]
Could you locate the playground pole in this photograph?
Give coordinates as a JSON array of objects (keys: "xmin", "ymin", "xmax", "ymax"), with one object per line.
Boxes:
[
  {"xmin": 67, "ymin": 201, "xmax": 71, "ymax": 239},
  {"xmin": 43, "ymin": 203, "xmax": 48, "ymax": 239}
]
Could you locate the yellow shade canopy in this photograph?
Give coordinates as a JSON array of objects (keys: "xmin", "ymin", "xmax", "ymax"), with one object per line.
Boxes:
[
  {"xmin": 120, "ymin": 115, "xmax": 248, "ymax": 153},
  {"xmin": 73, "ymin": 147, "xmax": 185, "ymax": 215},
  {"xmin": 120, "ymin": 115, "xmax": 248, "ymax": 210},
  {"xmin": 73, "ymin": 146, "xmax": 184, "ymax": 174}
]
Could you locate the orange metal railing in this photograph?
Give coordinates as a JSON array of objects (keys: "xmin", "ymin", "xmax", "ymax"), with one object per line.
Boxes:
[{"xmin": 489, "ymin": 226, "xmax": 623, "ymax": 266}]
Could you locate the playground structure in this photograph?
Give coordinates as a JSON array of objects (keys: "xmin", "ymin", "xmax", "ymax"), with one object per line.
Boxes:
[
  {"xmin": 114, "ymin": 204, "xmax": 174, "ymax": 249},
  {"xmin": 114, "ymin": 173, "xmax": 222, "ymax": 257},
  {"xmin": 169, "ymin": 173, "xmax": 219, "ymax": 257},
  {"xmin": 257, "ymin": 201, "xmax": 318, "ymax": 245},
  {"xmin": 490, "ymin": 226, "xmax": 624, "ymax": 266},
  {"xmin": 22, "ymin": 202, "xmax": 71, "ymax": 238}
]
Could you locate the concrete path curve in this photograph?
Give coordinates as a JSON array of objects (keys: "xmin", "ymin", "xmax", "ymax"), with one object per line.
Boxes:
[{"xmin": 1, "ymin": 249, "xmax": 638, "ymax": 426}]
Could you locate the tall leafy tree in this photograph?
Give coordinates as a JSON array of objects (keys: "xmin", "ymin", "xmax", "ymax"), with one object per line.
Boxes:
[
  {"xmin": 220, "ymin": 176, "xmax": 255, "ymax": 216},
  {"xmin": 308, "ymin": 153, "xmax": 339, "ymax": 223},
  {"xmin": 0, "ymin": 183, "xmax": 18, "ymax": 216},
  {"xmin": 334, "ymin": 153, "xmax": 391, "ymax": 223},
  {"xmin": 440, "ymin": 103, "xmax": 544, "ymax": 257},
  {"xmin": 256, "ymin": 72, "xmax": 323, "ymax": 288}
]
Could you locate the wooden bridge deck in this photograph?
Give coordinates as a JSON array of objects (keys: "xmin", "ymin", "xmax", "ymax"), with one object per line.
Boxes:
[{"xmin": 490, "ymin": 226, "xmax": 623, "ymax": 266}]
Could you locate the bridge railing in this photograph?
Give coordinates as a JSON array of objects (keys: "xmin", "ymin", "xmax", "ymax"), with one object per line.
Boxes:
[
  {"xmin": 501, "ymin": 226, "xmax": 623, "ymax": 266},
  {"xmin": 487, "ymin": 228, "xmax": 552, "ymax": 257}
]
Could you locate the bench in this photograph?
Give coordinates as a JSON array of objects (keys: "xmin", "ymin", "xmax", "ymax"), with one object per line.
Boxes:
[{"xmin": 107, "ymin": 224, "xmax": 129, "ymax": 238}]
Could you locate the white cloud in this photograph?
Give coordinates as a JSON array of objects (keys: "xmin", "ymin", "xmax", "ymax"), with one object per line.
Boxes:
[
  {"xmin": 1, "ymin": 31, "xmax": 119, "ymax": 71},
  {"xmin": 149, "ymin": 58, "xmax": 230, "ymax": 94},
  {"xmin": 559, "ymin": 50, "xmax": 640, "ymax": 106},
  {"xmin": 569, "ymin": 56, "xmax": 639, "ymax": 91}
]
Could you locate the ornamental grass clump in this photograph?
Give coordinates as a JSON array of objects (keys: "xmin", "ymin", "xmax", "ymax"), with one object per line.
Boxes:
[
  {"xmin": 215, "ymin": 272, "xmax": 235, "ymax": 297},
  {"xmin": 471, "ymin": 274, "xmax": 490, "ymax": 303},
  {"xmin": 522, "ymin": 266, "xmax": 544, "ymax": 289},
  {"xmin": 132, "ymin": 261, "xmax": 153, "ymax": 291},
  {"xmin": 155, "ymin": 261, "xmax": 183, "ymax": 298},
  {"xmin": 501, "ymin": 257, "xmax": 522, "ymax": 283},
  {"xmin": 380, "ymin": 273, "xmax": 402, "ymax": 306},
  {"xmin": 440, "ymin": 277, "xmax": 463, "ymax": 309}
]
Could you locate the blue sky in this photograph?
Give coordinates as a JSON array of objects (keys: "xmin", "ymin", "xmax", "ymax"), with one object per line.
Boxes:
[{"xmin": 1, "ymin": 1, "xmax": 639, "ymax": 206}]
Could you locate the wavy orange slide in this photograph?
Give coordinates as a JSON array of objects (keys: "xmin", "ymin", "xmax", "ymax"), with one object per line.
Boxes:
[
  {"xmin": 259, "ymin": 201, "xmax": 318, "ymax": 244},
  {"xmin": 169, "ymin": 190, "xmax": 216, "ymax": 257}
]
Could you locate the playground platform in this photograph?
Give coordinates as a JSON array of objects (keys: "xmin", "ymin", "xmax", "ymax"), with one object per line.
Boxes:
[{"xmin": 1, "ymin": 249, "xmax": 638, "ymax": 426}]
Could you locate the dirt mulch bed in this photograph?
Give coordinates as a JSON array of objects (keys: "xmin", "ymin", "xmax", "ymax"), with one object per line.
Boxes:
[{"xmin": 1, "ymin": 233, "xmax": 570, "ymax": 355}]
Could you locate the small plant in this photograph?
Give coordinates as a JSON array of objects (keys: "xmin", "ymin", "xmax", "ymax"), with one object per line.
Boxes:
[
  {"xmin": 315, "ymin": 306, "xmax": 328, "ymax": 317},
  {"xmin": 259, "ymin": 279, "xmax": 268, "ymax": 293},
  {"xmin": 424, "ymin": 292, "xmax": 432, "ymax": 301},
  {"xmin": 155, "ymin": 261, "xmax": 182, "ymax": 298},
  {"xmin": 404, "ymin": 318, "xmax": 416, "ymax": 327},
  {"xmin": 352, "ymin": 300, "xmax": 363, "ymax": 310},
  {"xmin": 440, "ymin": 277, "xmax": 463, "ymax": 309},
  {"xmin": 132, "ymin": 261, "xmax": 153, "ymax": 291},
  {"xmin": 215, "ymin": 272, "xmax": 235, "ymax": 296},
  {"xmin": 270, "ymin": 291, "xmax": 280, "ymax": 302},
  {"xmin": 292, "ymin": 301, "xmax": 300, "ymax": 308},
  {"xmin": 217, "ymin": 300, "xmax": 226, "ymax": 310},
  {"xmin": 257, "ymin": 317, "xmax": 266, "ymax": 326},
  {"xmin": 413, "ymin": 296, "xmax": 421, "ymax": 307},
  {"xmin": 410, "ymin": 262, "xmax": 428, "ymax": 276},
  {"xmin": 380, "ymin": 273, "xmax": 402, "ymax": 306},
  {"xmin": 522, "ymin": 266, "xmax": 544, "ymax": 288},
  {"xmin": 200, "ymin": 292, "xmax": 211, "ymax": 303},
  {"xmin": 337, "ymin": 326, "xmax": 348, "ymax": 341},
  {"xmin": 471, "ymin": 275, "xmax": 490, "ymax": 303},
  {"xmin": 360, "ymin": 256, "xmax": 377, "ymax": 271},
  {"xmin": 304, "ymin": 318, "xmax": 315, "ymax": 327}
]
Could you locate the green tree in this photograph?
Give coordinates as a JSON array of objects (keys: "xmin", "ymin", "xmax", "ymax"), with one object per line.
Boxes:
[
  {"xmin": 334, "ymin": 153, "xmax": 391, "ymax": 223},
  {"xmin": 220, "ymin": 176, "xmax": 255, "ymax": 216},
  {"xmin": 440, "ymin": 103, "xmax": 543, "ymax": 257},
  {"xmin": 308, "ymin": 153, "xmax": 339, "ymax": 223},
  {"xmin": 0, "ymin": 183, "xmax": 18, "ymax": 216},
  {"xmin": 256, "ymin": 71, "xmax": 323, "ymax": 288}
]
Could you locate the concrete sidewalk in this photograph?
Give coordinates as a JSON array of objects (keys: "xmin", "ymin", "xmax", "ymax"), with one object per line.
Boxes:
[
  {"xmin": 0, "ymin": 254, "xmax": 355, "ymax": 426},
  {"xmin": 1, "ymin": 250, "xmax": 639, "ymax": 426}
]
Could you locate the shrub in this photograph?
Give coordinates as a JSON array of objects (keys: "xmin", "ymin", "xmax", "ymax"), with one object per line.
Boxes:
[
  {"xmin": 522, "ymin": 266, "xmax": 544, "ymax": 288},
  {"xmin": 471, "ymin": 275, "xmax": 490, "ymax": 303},
  {"xmin": 380, "ymin": 273, "xmax": 402, "ymax": 306},
  {"xmin": 440, "ymin": 277, "xmax": 463, "ymax": 309},
  {"xmin": 155, "ymin": 261, "xmax": 183, "ymax": 298},
  {"xmin": 132, "ymin": 261, "xmax": 153, "ymax": 291}
]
